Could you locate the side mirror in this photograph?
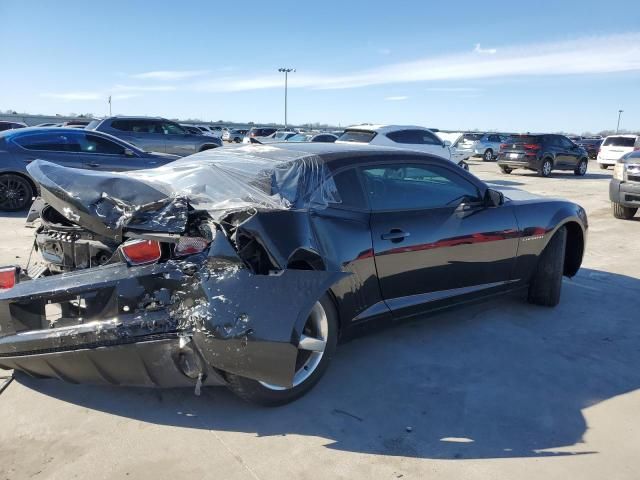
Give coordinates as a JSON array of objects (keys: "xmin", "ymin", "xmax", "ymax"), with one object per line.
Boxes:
[
  {"xmin": 443, "ymin": 140, "xmax": 452, "ymax": 147},
  {"xmin": 484, "ymin": 188, "xmax": 504, "ymax": 207},
  {"xmin": 124, "ymin": 148, "xmax": 135, "ymax": 157}
]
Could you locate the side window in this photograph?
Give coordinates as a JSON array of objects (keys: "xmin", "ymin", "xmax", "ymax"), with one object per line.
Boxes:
[
  {"xmin": 324, "ymin": 168, "xmax": 367, "ymax": 209},
  {"xmin": 111, "ymin": 120, "xmax": 133, "ymax": 132},
  {"xmin": 161, "ymin": 122, "xmax": 185, "ymax": 135},
  {"xmin": 421, "ymin": 131, "xmax": 442, "ymax": 145},
  {"xmin": 561, "ymin": 137, "xmax": 574, "ymax": 149},
  {"xmin": 488, "ymin": 134, "xmax": 501, "ymax": 142},
  {"xmin": 387, "ymin": 130, "xmax": 441, "ymax": 145},
  {"xmin": 361, "ymin": 163, "xmax": 481, "ymax": 211},
  {"xmin": 79, "ymin": 134, "xmax": 125, "ymax": 155},
  {"xmin": 13, "ymin": 132, "xmax": 82, "ymax": 152}
]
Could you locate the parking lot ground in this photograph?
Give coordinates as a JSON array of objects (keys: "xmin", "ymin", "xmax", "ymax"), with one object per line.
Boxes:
[{"xmin": 1, "ymin": 160, "xmax": 639, "ymax": 480}]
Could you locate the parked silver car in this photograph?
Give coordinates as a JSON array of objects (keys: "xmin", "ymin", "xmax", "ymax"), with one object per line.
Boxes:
[
  {"xmin": 453, "ymin": 132, "xmax": 508, "ymax": 162},
  {"xmin": 88, "ymin": 117, "xmax": 222, "ymax": 156}
]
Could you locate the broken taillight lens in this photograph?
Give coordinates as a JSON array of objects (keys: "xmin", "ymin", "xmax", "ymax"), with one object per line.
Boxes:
[
  {"xmin": 0, "ymin": 266, "xmax": 18, "ymax": 290},
  {"xmin": 121, "ymin": 240, "xmax": 162, "ymax": 265},
  {"xmin": 174, "ymin": 237, "xmax": 210, "ymax": 257}
]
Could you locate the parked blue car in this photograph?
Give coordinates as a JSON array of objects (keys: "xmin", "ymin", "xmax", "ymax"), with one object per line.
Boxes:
[{"xmin": 0, "ymin": 127, "xmax": 179, "ymax": 211}]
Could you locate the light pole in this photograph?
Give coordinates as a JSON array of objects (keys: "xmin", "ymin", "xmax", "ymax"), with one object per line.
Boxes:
[
  {"xmin": 278, "ymin": 68, "xmax": 295, "ymax": 129},
  {"xmin": 616, "ymin": 109, "xmax": 624, "ymax": 133},
  {"xmin": 108, "ymin": 95, "xmax": 112, "ymax": 116}
]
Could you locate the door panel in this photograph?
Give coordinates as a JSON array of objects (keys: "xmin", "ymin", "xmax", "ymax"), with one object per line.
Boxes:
[
  {"xmin": 362, "ymin": 162, "xmax": 519, "ymax": 318},
  {"xmin": 371, "ymin": 206, "xmax": 519, "ymax": 317}
]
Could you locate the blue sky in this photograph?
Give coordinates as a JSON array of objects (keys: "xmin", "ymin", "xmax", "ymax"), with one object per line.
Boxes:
[{"xmin": 1, "ymin": 0, "xmax": 639, "ymax": 133}]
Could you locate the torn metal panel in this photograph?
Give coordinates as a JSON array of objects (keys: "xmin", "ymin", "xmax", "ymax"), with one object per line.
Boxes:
[{"xmin": 190, "ymin": 267, "xmax": 347, "ymax": 387}]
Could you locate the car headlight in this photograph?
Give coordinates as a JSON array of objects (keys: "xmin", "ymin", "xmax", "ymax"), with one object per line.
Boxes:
[{"xmin": 613, "ymin": 162, "xmax": 626, "ymax": 181}]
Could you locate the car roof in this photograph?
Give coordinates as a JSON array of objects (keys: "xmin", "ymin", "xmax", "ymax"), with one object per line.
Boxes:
[
  {"xmin": 344, "ymin": 124, "xmax": 438, "ymax": 134},
  {"xmin": 190, "ymin": 141, "xmax": 442, "ymax": 165},
  {"xmin": 603, "ymin": 134, "xmax": 638, "ymax": 138}
]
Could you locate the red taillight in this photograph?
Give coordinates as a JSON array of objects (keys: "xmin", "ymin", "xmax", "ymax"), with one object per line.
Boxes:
[
  {"xmin": 634, "ymin": 146, "xmax": 640, "ymax": 151},
  {"xmin": 121, "ymin": 240, "xmax": 162, "ymax": 265},
  {"xmin": 0, "ymin": 266, "xmax": 17, "ymax": 290},
  {"xmin": 174, "ymin": 237, "xmax": 209, "ymax": 257},
  {"xmin": 523, "ymin": 144, "xmax": 541, "ymax": 150},
  {"xmin": 499, "ymin": 143, "xmax": 508, "ymax": 151}
]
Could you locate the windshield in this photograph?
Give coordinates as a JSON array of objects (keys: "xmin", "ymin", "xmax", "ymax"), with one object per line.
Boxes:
[
  {"xmin": 603, "ymin": 137, "xmax": 636, "ymax": 147},
  {"xmin": 505, "ymin": 135, "xmax": 542, "ymax": 144}
]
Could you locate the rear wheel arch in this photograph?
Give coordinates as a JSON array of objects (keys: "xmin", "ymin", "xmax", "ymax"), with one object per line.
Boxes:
[
  {"xmin": 286, "ymin": 250, "xmax": 343, "ymax": 333},
  {"xmin": 561, "ymin": 221, "xmax": 584, "ymax": 277}
]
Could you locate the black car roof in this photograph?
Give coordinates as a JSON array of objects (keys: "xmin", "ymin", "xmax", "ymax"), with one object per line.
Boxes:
[{"xmin": 192, "ymin": 142, "xmax": 443, "ymax": 166}]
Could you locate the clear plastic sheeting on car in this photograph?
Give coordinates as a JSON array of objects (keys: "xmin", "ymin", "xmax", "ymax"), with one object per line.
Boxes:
[{"xmin": 27, "ymin": 144, "xmax": 341, "ymax": 234}]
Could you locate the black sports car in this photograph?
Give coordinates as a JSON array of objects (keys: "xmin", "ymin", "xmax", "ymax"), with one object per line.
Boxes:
[{"xmin": 0, "ymin": 144, "xmax": 587, "ymax": 405}]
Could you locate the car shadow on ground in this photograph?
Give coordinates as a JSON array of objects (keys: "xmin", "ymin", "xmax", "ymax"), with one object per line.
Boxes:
[
  {"xmin": 0, "ymin": 211, "xmax": 28, "ymax": 219},
  {"xmin": 506, "ymin": 171, "xmax": 612, "ymax": 180},
  {"xmin": 14, "ymin": 268, "xmax": 640, "ymax": 460}
]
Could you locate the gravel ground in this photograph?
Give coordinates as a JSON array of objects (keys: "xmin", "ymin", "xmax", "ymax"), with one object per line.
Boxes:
[{"xmin": 0, "ymin": 159, "xmax": 638, "ymax": 480}]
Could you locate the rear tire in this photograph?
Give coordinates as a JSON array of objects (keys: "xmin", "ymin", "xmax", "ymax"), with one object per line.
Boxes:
[
  {"xmin": 527, "ymin": 226, "xmax": 566, "ymax": 307},
  {"xmin": 612, "ymin": 202, "xmax": 637, "ymax": 220},
  {"xmin": 574, "ymin": 159, "xmax": 588, "ymax": 176},
  {"xmin": 483, "ymin": 149, "xmax": 494, "ymax": 162},
  {"xmin": 225, "ymin": 294, "xmax": 338, "ymax": 406},
  {"xmin": 599, "ymin": 164, "xmax": 608, "ymax": 170},
  {"xmin": 539, "ymin": 158, "xmax": 553, "ymax": 177},
  {"xmin": 0, "ymin": 174, "xmax": 34, "ymax": 211},
  {"xmin": 499, "ymin": 166, "xmax": 512, "ymax": 174}
]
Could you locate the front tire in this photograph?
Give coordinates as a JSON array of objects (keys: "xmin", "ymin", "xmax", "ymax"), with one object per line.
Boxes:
[
  {"xmin": 612, "ymin": 202, "xmax": 638, "ymax": 220},
  {"xmin": 599, "ymin": 164, "xmax": 608, "ymax": 170},
  {"xmin": 574, "ymin": 159, "xmax": 588, "ymax": 176},
  {"xmin": 226, "ymin": 294, "xmax": 338, "ymax": 406},
  {"xmin": 483, "ymin": 149, "xmax": 494, "ymax": 162},
  {"xmin": 499, "ymin": 165, "xmax": 512, "ymax": 174},
  {"xmin": 0, "ymin": 174, "xmax": 34, "ymax": 211},
  {"xmin": 527, "ymin": 227, "xmax": 566, "ymax": 307}
]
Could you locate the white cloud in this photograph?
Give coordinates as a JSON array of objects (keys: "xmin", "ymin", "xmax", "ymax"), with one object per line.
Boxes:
[
  {"xmin": 111, "ymin": 93, "xmax": 141, "ymax": 100},
  {"xmin": 40, "ymin": 92, "xmax": 103, "ymax": 101},
  {"xmin": 425, "ymin": 87, "xmax": 480, "ymax": 92},
  {"xmin": 113, "ymin": 84, "xmax": 177, "ymax": 92},
  {"xmin": 130, "ymin": 70, "xmax": 208, "ymax": 80},
  {"xmin": 195, "ymin": 32, "xmax": 640, "ymax": 92},
  {"xmin": 474, "ymin": 43, "xmax": 497, "ymax": 55},
  {"xmin": 385, "ymin": 96, "xmax": 408, "ymax": 101}
]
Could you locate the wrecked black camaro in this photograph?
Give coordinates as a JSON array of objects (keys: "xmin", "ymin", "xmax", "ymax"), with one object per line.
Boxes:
[{"xmin": 0, "ymin": 143, "xmax": 587, "ymax": 405}]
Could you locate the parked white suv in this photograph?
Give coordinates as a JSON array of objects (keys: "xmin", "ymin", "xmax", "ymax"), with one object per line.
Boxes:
[
  {"xmin": 336, "ymin": 125, "xmax": 458, "ymax": 163},
  {"xmin": 597, "ymin": 135, "xmax": 639, "ymax": 169}
]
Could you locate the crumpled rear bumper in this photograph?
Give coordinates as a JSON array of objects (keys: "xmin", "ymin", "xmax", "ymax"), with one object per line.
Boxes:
[
  {"xmin": 0, "ymin": 241, "xmax": 346, "ymax": 389},
  {"xmin": 0, "ymin": 337, "xmax": 226, "ymax": 388}
]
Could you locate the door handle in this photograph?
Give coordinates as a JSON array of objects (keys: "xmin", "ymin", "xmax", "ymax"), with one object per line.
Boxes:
[
  {"xmin": 85, "ymin": 162, "xmax": 100, "ymax": 168},
  {"xmin": 381, "ymin": 229, "xmax": 410, "ymax": 243}
]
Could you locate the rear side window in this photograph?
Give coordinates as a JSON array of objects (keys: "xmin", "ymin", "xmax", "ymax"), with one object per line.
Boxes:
[
  {"xmin": 13, "ymin": 132, "xmax": 82, "ymax": 152},
  {"xmin": 603, "ymin": 137, "xmax": 636, "ymax": 147},
  {"xmin": 361, "ymin": 163, "xmax": 480, "ymax": 211},
  {"xmin": 386, "ymin": 129, "xmax": 441, "ymax": 145},
  {"xmin": 488, "ymin": 134, "xmax": 501, "ymax": 142},
  {"xmin": 111, "ymin": 119, "xmax": 162, "ymax": 133},
  {"xmin": 338, "ymin": 130, "xmax": 377, "ymax": 143},
  {"xmin": 312, "ymin": 168, "xmax": 367, "ymax": 210}
]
